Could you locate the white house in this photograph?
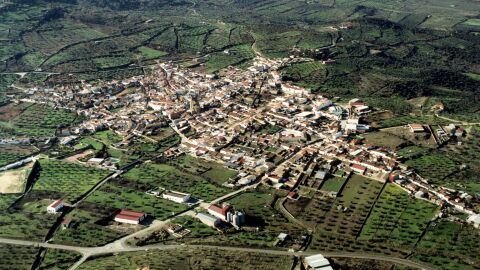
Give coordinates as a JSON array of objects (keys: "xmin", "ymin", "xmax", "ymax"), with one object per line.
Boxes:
[
  {"xmin": 114, "ymin": 210, "xmax": 146, "ymax": 225},
  {"xmin": 47, "ymin": 200, "xmax": 64, "ymax": 214},
  {"xmin": 162, "ymin": 191, "xmax": 191, "ymax": 204}
]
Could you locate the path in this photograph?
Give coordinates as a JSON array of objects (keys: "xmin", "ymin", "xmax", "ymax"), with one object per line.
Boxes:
[{"xmin": 0, "ymin": 237, "xmax": 435, "ymax": 270}]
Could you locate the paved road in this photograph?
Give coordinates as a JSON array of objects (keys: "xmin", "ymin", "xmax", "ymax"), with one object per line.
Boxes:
[{"xmin": 0, "ymin": 237, "xmax": 435, "ymax": 270}]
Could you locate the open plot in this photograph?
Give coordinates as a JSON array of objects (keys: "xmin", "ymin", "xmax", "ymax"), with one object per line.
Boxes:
[
  {"xmin": 53, "ymin": 207, "xmax": 128, "ymax": 247},
  {"xmin": 362, "ymin": 131, "xmax": 408, "ymax": 150},
  {"xmin": 0, "ymin": 243, "xmax": 38, "ymax": 270},
  {"xmin": 9, "ymin": 103, "xmax": 78, "ymax": 137},
  {"xmin": 123, "ymin": 162, "xmax": 230, "ymax": 202},
  {"xmin": 359, "ymin": 184, "xmax": 438, "ymax": 247},
  {"xmin": 284, "ymin": 193, "xmax": 335, "ymax": 228},
  {"xmin": 316, "ymin": 175, "xmax": 384, "ymax": 237},
  {"xmin": 405, "ymin": 153, "xmax": 460, "ymax": 185},
  {"xmin": 0, "ymin": 166, "xmax": 29, "ymax": 193},
  {"xmin": 39, "ymin": 249, "xmax": 82, "ymax": 270},
  {"xmin": 77, "ymin": 248, "xmax": 294, "ymax": 270},
  {"xmin": 0, "ymin": 194, "xmax": 58, "ymax": 241},
  {"xmin": 168, "ymin": 154, "xmax": 237, "ymax": 185},
  {"xmin": 413, "ymin": 220, "xmax": 480, "ymax": 270},
  {"xmin": 33, "ymin": 159, "xmax": 110, "ymax": 204},
  {"xmin": 320, "ymin": 176, "xmax": 347, "ymax": 193},
  {"xmin": 0, "ymin": 144, "xmax": 37, "ymax": 167},
  {"xmin": 86, "ymin": 183, "xmax": 189, "ymax": 220}
]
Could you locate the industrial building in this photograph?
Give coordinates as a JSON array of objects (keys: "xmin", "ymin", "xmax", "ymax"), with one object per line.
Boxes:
[
  {"xmin": 114, "ymin": 210, "xmax": 146, "ymax": 225},
  {"xmin": 196, "ymin": 212, "xmax": 221, "ymax": 227},
  {"xmin": 304, "ymin": 254, "xmax": 333, "ymax": 270},
  {"xmin": 162, "ymin": 190, "xmax": 191, "ymax": 203}
]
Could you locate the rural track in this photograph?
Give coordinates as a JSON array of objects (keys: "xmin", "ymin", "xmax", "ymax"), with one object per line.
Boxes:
[{"xmin": 0, "ymin": 237, "xmax": 436, "ymax": 270}]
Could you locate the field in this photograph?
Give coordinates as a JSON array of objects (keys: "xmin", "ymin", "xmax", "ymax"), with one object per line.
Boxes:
[
  {"xmin": 359, "ymin": 184, "xmax": 439, "ymax": 247},
  {"xmin": 77, "ymin": 248, "xmax": 294, "ymax": 270},
  {"xmin": 0, "ymin": 244, "xmax": 38, "ymax": 270},
  {"xmin": 362, "ymin": 131, "xmax": 408, "ymax": 150},
  {"xmin": 320, "ymin": 176, "xmax": 347, "ymax": 193},
  {"xmin": 379, "ymin": 115, "xmax": 448, "ymax": 129},
  {"xmin": 0, "ymin": 194, "xmax": 58, "ymax": 241},
  {"xmin": 316, "ymin": 175, "xmax": 385, "ymax": 237},
  {"xmin": 5, "ymin": 103, "xmax": 79, "ymax": 137},
  {"xmin": 86, "ymin": 182, "xmax": 189, "ymax": 220},
  {"xmin": 405, "ymin": 153, "xmax": 460, "ymax": 185},
  {"xmin": 414, "ymin": 220, "xmax": 480, "ymax": 270},
  {"xmin": 33, "ymin": 159, "xmax": 111, "ymax": 204},
  {"xmin": 39, "ymin": 249, "xmax": 82, "ymax": 270},
  {"xmin": 0, "ymin": 166, "xmax": 30, "ymax": 193},
  {"xmin": 0, "ymin": 144, "xmax": 37, "ymax": 167},
  {"xmin": 167, "ymin": 154, "xmax": 237, "ymax": 185},
  {"xmin": 123, "ymin": 161, "xmax": 230, "ymax": 202}
]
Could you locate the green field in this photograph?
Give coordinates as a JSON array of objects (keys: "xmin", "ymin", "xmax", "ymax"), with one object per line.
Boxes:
[
  {"xmin": 320, "ymin": 176, "xmax": 347, "ymax": 193},
  {"xmin": 77, "ymin": 248, "xmax": 294, "ymax": 270},
  {"xmin": 52, "ymin": 207, "xmax": 128, "ymax": 247},
  {"xmin": 86, "ymin": 183, "xmax": 189, "ymax": 220},
  {"xmin": 359, "ymin": 184, "xmax": 439, "ymax": 246},
  {"xmin": 39, "ymin": 249, "xmax": 82, "ymax": 270},
  {"xmin": 0, "ymin": 244, "xmax": 38, "ymax": 270},
  {"xmin": 33, "ymin": 159, "xmax": 111, "ymax": 203},
  {"xmin": 0, "ymin": 145, "xmax": 36, "ymax": 167},
  {"xmin": 123, "ymin": 161, "xmax": 230, "ymax": 202}
]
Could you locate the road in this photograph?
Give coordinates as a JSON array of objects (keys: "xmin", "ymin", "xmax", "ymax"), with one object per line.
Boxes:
[{"xmin": 0, "ymin": 237, "xmax": 435, "ymax": 270}]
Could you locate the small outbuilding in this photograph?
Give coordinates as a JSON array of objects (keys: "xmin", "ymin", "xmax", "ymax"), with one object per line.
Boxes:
[{"xmin": 47, "ymin": 200, "xmax": 64, "ymax": 214}]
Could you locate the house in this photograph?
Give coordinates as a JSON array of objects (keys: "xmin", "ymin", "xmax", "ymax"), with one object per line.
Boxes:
[
  {"xmin": 62, "ymin": 218, "xmax": 74, "ymax": 229},
  {"xmin": 114, "ymin": 210, "xmax": 146, "ymax": 225},
  {"xmin": 408, "ymin": 124, "xmax": 424, "ymax": 133},
  {"xmin": 287, "ymin": 191, "xmax": 298, "ymax": 200},
  {"xmin": 162, "ymin": 191, "xmax": 191, "ymax": 204},
  {"xmin": 351, "ymin": 164, "xmax": 366, "ymax": 174},
  {"xmin": 467, "ymin": 214, "xmax": 480, "ymax": 229},
  {"xmin": 304, "ymin": 254, "xmax": 333, "ymax": 270},
  {"xmin": 47, "ymin": 200, "xmax": 64, "ymax": 214},
  {"xmin": 208, "ymin": 203, "xmax": 232, "ymax": 220},
  {"xmin": 196, "ymin": 212, "xmax": 220, "ymax": 227}
]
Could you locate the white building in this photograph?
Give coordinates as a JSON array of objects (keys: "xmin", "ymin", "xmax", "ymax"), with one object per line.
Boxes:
[
  {"xmin": 47, "ymin": 200, "xmax": 64, "ymax": 214},
  {"xmin": 196, "ymin": 212, "xmax": 220, "ymax": 227},
  {"xmin": 162, "ymin": 191, "xmax": 191, "ymax": 203},
  {"xmin": 467, "ymin": 214, "xmax": 480, "ymax": 229},
  {"xmin": 305, "ymin": 254, "xmax": 333, "ymax": 270}
]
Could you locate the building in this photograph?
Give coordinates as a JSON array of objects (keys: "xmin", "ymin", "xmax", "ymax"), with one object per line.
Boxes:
[
  {"xmin": 114, "ymin": 210, "xmax": 146, "ymax": 225},
  {"xmin": 162, "ymin": 191, "xmax": 191, "ymax": 203},
  {"xmin": 227, "ymin": 210, "xmax": 246, "ymax": 227},
  {"xmin": 62, "ymin": 218, "xmax": 74, "ymax": 229},
  {"xmin": 351, "ymin": 164, "xmax": 366, "ymax": 174},
  {"xmin": 208, "ymin": 203, "xmax": 232, "ymax": 220},
  {"xmin": 196, "ymin": 212, "xmax": 220, "ymax": 227},
  {"xmin": 47, "ymin": 200, "xmax": 64, "ymax": 214},
  {"xmin": 467, "ymin": 214, "xmax": 480, "ymax": 229},
  {"xmin": 304, "ymin": 254, "xmax": 333, "ymax": 270},
  {"xmin": 408, "ymin": 123, "xmax": 425, "ymax": 133}
]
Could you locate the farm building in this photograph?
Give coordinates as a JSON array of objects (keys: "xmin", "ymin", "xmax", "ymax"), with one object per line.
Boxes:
[
  {"xmin": 162, "ymin": 190, "xmax": 191, "ymax": 203},
  {"xmin": 47, "ymin": 200, "xmax": 64, "ymax": 214},
  {"xmin": 196, "ymin": 212, "xmax": 220, "ymax": 227},
  {"xmin": 304, "ymin": 254, "xmax": 333, "ymax": 270},
  {"xmin": 208, "ymin": 203, "xmax": 232, "ymax": 220},
  {"xmin": 408, "ymin": 124, "xmax": 425, "ymax": 133},
  {"xmin": 114, "ymin": 210, "xmax": 146, "ymax": 225}
]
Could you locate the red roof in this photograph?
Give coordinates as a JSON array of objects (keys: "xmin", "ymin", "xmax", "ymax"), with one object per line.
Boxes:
[
  {"xmin": 115, "ymin": 210, "xmax": 145, "ymax": 221},
  {"xmin": 351, "ymin": 164, "xmax": 366, "ymax": 171},
  {"xmin": 49, "ymin": 200, "xmax": 63, "ymax": 209},
  {"xmin": 288, "ymin": 192, "xmax": 298, "ymax": 198},
  {"xmin": 208, "ymin": 204, "xmax": 231, "ymax": 216}
]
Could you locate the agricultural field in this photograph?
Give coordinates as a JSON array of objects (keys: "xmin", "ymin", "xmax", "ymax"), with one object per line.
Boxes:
[
  {"xmin": 77, "ymin": 248, "xmax": 295, "ymax": 270},
  {"xmin": 284, "ymin": 193, "xmax": 336, "ymax": 228},
  {"xmin": 0, "ymin": 194, "xmax": 19, "ymax": 210},
  {"xmin": 39, "ymin": 249, "xmax": 82, "ymax": 270},
  {"xmin": 123, "ymin": 161, "xmax": 230, "ymax": 202},
  {"xmin": 7, "ymin": 103, "xmax": 79, "ymax": 137},
  {"xmin": 316, "ymin": 175, "xmax": 385, "ymax": 237},
  {"xmin": 0, "ymin": 144, "xmax": 37, "ymax": 167},
  {"xmin": 0, "ymin": 244, "xmax": 38, "ymax": 270},
  {"xmin": 362, "ymin": 131, "xmax": 408, "ymax": 150},
  {"xmin": 33, "ymin": 159, "xmax": 111, "ymax": 204},
  {"xmin": 405, "ymin": 153, "xmax": 461, "ymax": 186},
  {"xmin": 359, "ymin": 184, "xmax": 439, "ymax": 247},
  {"xmin": 167, "ymin": 154, "xmax": 237, "ymax": 185},
  {"xmin": 52, "ymin": 207, "xmax": 128, "ymax": 247},
  {"xmin": 0, "ymin": 194, "xmax": 58, "ymax": 241},
  {"xmin": 379, "ymin": 115, "xmax": 448, "ymax": 129},
  {"xmin": 86, "ymin": 183, "xmax": 189, "ymax": 220},
  {"xmin": 413, "ymin": 220, "xmax": 480, "ymax": 270},
  {"xmin": 0, "ymin": 165, "xmax": 30, "ymax": 193},
  {"xmin": 320, "ymin": 176, "xmax": 347, "ymax": 193}
]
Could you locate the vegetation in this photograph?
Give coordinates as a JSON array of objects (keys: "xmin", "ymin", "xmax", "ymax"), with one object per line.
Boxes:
[
  {"xmin": 40, "ymin": 249, "xmax": 82, "ymax": 270},
  {"xmin": 0, "ymin": 244, "xmax": 38, "ymax": 270},
  {"xmin": 34, "ymin": 159, "xmax": 111, "ymax": 203}
]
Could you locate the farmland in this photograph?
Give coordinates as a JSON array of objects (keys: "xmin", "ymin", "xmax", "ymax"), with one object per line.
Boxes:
[
  {"xmin": 86, "ymin": 183, "xmax": 189, "ymax": 220},
  {"xmin": 33, "ymin": 159, "xmax": 111, "ymax": 204},
  {"xmin": 0, "ymin": 144, "xmax": 37, "ymax": 167},
  {"xmin": 0, "ymin": 244, "xmax": 38, "ymax": 270},
  {"xmin": 39, "ymin": 249, "xmax": 82, "ymax": 270},
  {"xmin": 77, "ymin": 248, "xmax": 295, "ymax": 270},
  {"xmin": 359, "ymin": 184, "xmax": 439, "ymax": 247},
  {"xmin": 52, "ymin": 207, "xmax": 128, "ymax": 247},
  {"xmin": 123, "ymin": 161, "xmax": 230, "ymax": 202}
]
